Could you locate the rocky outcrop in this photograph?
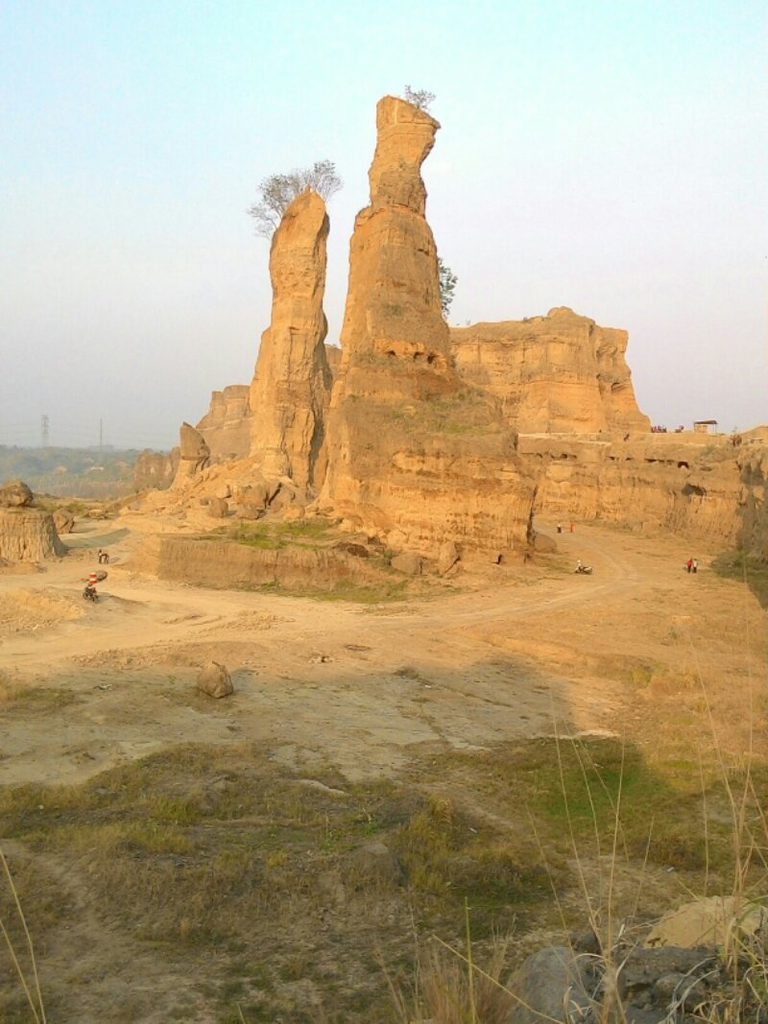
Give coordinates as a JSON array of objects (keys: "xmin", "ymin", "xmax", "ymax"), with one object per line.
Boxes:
[
  {"xmin": 133, "ymin": 448, "xmax": 180, "ymax": 491},
  {"xmin": 0, "ymin": 480, "xmax": 34, "ymax": 508},
  {"xmin": 196, "ymin": 385, "xmax": 251, "ymax": 461},
  {"xmin": 324, "ymin": 344, "xmax": 342, "ymax": 378},
  {"xmin": 522, "ymin": 431, "xmax": 768, "ymax": 552},
  {"xmin": 172, "ymin": 424, "xmax": 210, "ymax": 488},
  {"xmin": 0, "ymin": 509, "xmax": 66, "ymax": 562},
  {"xmin": 452, "ymin": 307, "xmax": 650, "ymax": 435},
  {"xmin": 249, "ymin": 189, "xmax": 332, "ymax": 494},
  {"xmin": 321, "ymin": 96, "xmax": 534, "ymax": 558},
  {"xmin": 737, "ymin": 441, "xmax": 768, "ymax": 562}
]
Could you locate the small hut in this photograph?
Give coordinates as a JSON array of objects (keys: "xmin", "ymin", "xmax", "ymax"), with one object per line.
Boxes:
[{"xmin": 693, "ymin": 419, "xmax": 718, "ymax": 434}]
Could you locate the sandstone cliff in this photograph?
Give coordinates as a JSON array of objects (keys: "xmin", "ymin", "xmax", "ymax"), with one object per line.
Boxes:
[
  {"xmin": 196, "ymin": 385, "xmax": 251, "ymax": 460},
  {"xmin": 134, "ymin": 448, "xmax": 180, "ymax": 491},
  {"xmin": 249, "ymin": 189, "xmax": 332, "ymax": 494},
  {"xmin": 451, "ymin": 307, "xmax": 650, "ymax": 435},
  {"xmin": 321, "ymin": 96, "xmax": 534, "ymax": 557},
  {"xmin": 521, "ymin": 431, "xmax": 768, "ymax": 556}
]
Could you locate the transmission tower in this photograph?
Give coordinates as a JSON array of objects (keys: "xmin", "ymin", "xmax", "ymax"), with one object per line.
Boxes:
[{"xmin": 41, "ymin": 414, "xmax": 50, "ymax": 447}]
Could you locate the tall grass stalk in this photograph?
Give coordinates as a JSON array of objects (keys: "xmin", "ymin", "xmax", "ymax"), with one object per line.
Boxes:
[{"xmin": 0, "ymin": 847, "xmax": 47, "ymax": 1024}]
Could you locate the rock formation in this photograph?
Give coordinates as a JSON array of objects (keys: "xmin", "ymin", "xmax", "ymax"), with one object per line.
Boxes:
[
  {"xmin": 133, "ymin": 448, "xmax": 180, "ymax": 491},
  {"xmin": 196, "ymin": 385, "xmax": 252, "ymax": 460},
  {"xmin": 451, "ymin": 307, "xmax": 650, "ymax": 435},
  {"xmin": 521, "ymin": 430, "xmax": 768, "ymax": 554},
  {"xmin": 249, "ymin": 188, "xmax": 332, "ymax": 494},
  {"xmin": 321, "ymin": 96, "xmax": 534, "ymax": 557},
  {"xmin": 172, "ymin": 423, "xmax": 210, "ymax": 488},
  {"xmin": 0, "ymin": 480, "xmax": 34, "ymax": 508},
  {"xmin": 0, "ymin": 509, "xmax": 66, "ymax": 562}
]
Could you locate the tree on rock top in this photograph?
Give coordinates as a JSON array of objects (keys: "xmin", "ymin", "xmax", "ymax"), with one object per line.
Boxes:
[
  {"xmin": 248, "ymin": 160, "xmax": 342, "ymax": 239},
  {"xmin": 403, "ymin": 85, "xmax": 436, "ymax": 111}
]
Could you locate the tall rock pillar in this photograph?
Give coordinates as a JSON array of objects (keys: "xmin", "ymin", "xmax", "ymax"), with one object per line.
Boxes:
[
  {"xmin": 322, "ymin": 97, "xmax": 535, "ymax": 558},
  {"xmin": 249, "ymin": 188, "xmax": 332, "ymax": 494}
]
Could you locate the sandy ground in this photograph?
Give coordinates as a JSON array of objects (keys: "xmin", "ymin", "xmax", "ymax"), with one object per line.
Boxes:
[{"xmin": 2, "ymin": 514, "xmax": 765, "ymax": 788}]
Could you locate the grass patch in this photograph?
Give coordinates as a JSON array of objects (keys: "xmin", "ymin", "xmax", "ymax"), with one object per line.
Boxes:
[
  {"xmin": 203, "ymin": 517, "xmax": 334, "ymax": 551},
  {"xmin": 0, "ymin": 682, "xmax": 78, "ymax": 712},
  {"xmin": 385, "ymin": 389, "xmax": 504, "ymax": 438},
  {"xmin": 3, "ymin": 737, "xmax": 761, "ymax": 1021}
]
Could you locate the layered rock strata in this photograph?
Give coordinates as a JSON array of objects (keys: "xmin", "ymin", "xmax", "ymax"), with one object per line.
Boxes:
[
  {"xmin": 134, "ymin": 448, "xmax": 180, "ymax": 491},
  {"xmin": 196, "ymin": 385, "xmax": 252, "ymax": 460},
  {"xmin": 321, "ymin": 96, "xmax": 534, "ymax": 557},
  {"xmin": 451, "ymin": 307, "xmax": 650, "ymax": 435},
  {"xmin": 0, "ymin": 509, "xmax": 66, "ymax": 562},
  {"xmin": 249, "ymin": 189, "xmax": 332, "ymax": 494},
  {"xmin": 522, "ymin": 431, "xmax": 768, "ymax": 555}
]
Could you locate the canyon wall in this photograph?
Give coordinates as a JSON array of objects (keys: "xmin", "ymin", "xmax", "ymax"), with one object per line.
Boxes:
[
  {"xmin": 321, "ymin": 96, "xmax": 534, "ymax": 557},
  {"xmin": 522, "ymin": 432, "xmax": 768, "ymax": 557},
  {"xmin": 451, "ymin": 306, "xmax": 650, "ymax": 435}
]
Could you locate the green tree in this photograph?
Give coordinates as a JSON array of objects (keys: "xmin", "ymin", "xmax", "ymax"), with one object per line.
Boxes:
[
  {"xmin": 248, "ymin": 160, "xmax": 342, "ymax": 239},
  {"xmin": 437, "ymin": 257, "xmax": 457, "ymax": 318}
]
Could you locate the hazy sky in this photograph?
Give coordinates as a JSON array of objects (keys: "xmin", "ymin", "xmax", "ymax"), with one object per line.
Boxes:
[{"xmin": 2, "ymin": 0, "xmax": 766, "ymax": 449}]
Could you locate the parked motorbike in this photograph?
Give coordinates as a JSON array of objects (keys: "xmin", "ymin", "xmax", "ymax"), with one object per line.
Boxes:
[{"xmin": 574, "ymin": 563, "xmax": 593, "ymax": 575}]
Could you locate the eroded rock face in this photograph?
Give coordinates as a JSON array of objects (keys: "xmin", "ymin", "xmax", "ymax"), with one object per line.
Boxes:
[
  {"xmin": 0, "ymin": 509, "xmax": 66, "ymax": 562},
  {"xmin": 172, "ymin": 423, "xmax": 210, "ymax": 488},
  {"xmin": 522, "ymin": 431, "xmax": 768, "ymax": 553},
  {"xmin": 321, "ymin": 96, "xmax": 535, "ymax": 557},
  {"xmin": 197, "ymin": 385, "xmax": 251, "ymax": 461},
  {"xmin": 249, "ymin": 189, "xmax": 332, "ymax": 494},
  {"xmin": 133, "ymin": 448, "xmax": 180, "ymax": 491},
  {"xmin": 451, "ymin": 307, "xmax": 650, "ymax": 435}
]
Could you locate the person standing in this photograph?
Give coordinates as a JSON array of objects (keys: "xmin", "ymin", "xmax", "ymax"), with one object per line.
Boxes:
[
  {"xmin": 557, "ymin": 522, "xmax": 563, "ymax": 534},
  {"xmin": 569, "ymin": 521, "xmax": 575, "ymax": 533},
  {"xmin": 692, "ymin": 558, "xmax": 699, "ymax": 574},
  {"xmin": 686, "ymin": 558, "xmax": 693, "ymax": 573}
]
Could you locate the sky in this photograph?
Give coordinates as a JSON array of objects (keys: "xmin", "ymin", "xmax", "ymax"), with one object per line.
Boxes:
[{"xmin": 1, "ymin": 0, "xmax": 766, "ymax": 449}]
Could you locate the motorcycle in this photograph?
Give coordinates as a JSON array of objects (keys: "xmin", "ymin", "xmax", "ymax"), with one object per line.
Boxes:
[
  {"xmin": 83, "ymin": 585, "xmax": 98, "ymax": 602},
  {"xmin": 574, "ymin": 563, "xmax": 593, "ymax": 575}
]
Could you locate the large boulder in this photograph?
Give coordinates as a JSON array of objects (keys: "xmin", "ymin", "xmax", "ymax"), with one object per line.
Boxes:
[
  {"xmin": 52, "ymin": 509, "xmax": 75, "ymax": 534},
  {"xmin": 207, "ymin": 497, "xmax": 229, "ymax": 519},
  {"xmin": 0, "ymin": 480, "xmax": 33, "ymax": 508},
  {"xmin": 172, "ymin": 423, "xmax": 210, "ymax": 488},
  {"xmin": 391, "ymin": 551, "xmax": 423, "ymax": 575},
  {"xmin": 437, "ymin": 540, "xmax": 459, "ymax": 574},
  {"xmin": 197, "ymin": 661, "xmax": 234, "ymax": 699},
  {"xmin": 506, "ymin": 946, "xmax": 594, "ymax": 1023},
  {"xmin": 644, "ymin": 895, "xmax": 768, "ymax": 951}
]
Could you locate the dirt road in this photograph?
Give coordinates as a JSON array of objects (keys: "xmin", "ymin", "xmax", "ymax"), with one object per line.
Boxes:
[{"xmin": 1, "ymin": 517, "xmax": 764, "ymax": 786}]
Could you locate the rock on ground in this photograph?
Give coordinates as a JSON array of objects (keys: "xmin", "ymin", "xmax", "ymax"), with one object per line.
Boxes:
[
  {"xmin": 52, "ymin": 509, "xmax": 75, "ymax": 534},
  {"xmin": 197, "ymin": 661, "xmax": 234, "ymax": 699}
]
